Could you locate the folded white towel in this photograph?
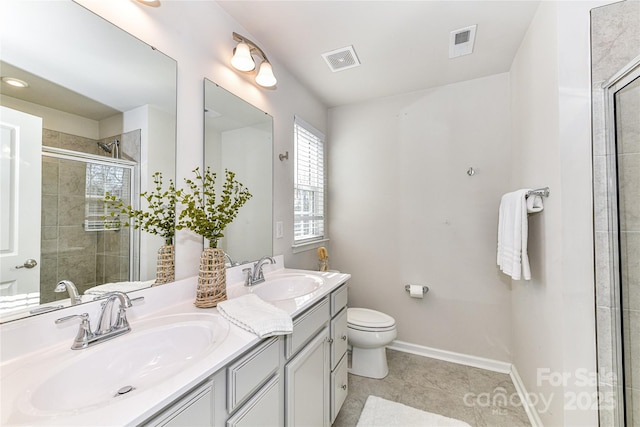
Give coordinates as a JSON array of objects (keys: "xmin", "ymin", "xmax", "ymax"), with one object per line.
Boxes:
[
  {"xmin": 84, "ymin": 279, "xmax": 155, "ymax": 295},
  {"xmin": 527, "ymin": 194, "xmax": 544, "ymax": 213},
  {"xmin": 497, "ymin": 189, "xmax": 531, "ymax": 280},
  {"xmin": 217, "ymin": 294, "xmax": 293, "ymax": 338}
]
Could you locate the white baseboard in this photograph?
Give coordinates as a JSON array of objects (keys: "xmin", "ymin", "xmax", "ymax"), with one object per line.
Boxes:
[
  {"xmin": 387, "ymin": 340, "xmax": 541, "ymax": 427},
  {"xmin": 388, "ymin": 340, "xmax": 512, "ymax": 373},
  {"xmin": 510, "ymin": 365, "xmax": 544, "ymax": 427}
]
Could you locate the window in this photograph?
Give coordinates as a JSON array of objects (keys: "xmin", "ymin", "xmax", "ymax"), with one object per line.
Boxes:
[{"xmin": 294, "ymin": 116, "xmax": 325, "ymax": 244}]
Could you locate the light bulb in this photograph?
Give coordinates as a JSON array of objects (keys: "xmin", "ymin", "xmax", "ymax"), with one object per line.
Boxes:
[
  {"xmin": 231, "ymin": 41, "xmax": 255, "ymax": 72},
  {"xmin": 255, "ymin": 61, "xmax": 277, "ymax": 88}
]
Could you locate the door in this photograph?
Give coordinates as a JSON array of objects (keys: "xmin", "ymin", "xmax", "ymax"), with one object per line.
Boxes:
[{"xmin": 0, "ymin": 106, "xmax": 42, "ymax": 311}]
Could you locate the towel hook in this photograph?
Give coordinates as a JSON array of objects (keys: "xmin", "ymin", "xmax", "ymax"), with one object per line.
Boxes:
[{"xmin": 467, "ymin": 167, "xmax": 475, "ymax": 176}]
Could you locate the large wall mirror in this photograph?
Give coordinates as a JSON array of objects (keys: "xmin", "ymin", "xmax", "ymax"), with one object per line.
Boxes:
[
  {"xmin": 204, "ymin": 80, "xmax": 273, "ymax": 265},
  {"xmin": 0, "ymin": 0, "xmax": 177, "ymax": 322}
]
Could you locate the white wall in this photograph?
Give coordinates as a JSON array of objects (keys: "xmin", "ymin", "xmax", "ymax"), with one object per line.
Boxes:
[
  {"xmin": 329, "ymin": 73, "xmax": 514, "ymax": 361},
  {"xmin": 509, "ymin": 1, "xmax": 608, "ymax": 425},
  {"xmin": 77, "ymin": 0, "xmax": 328, "ymax": 274}
]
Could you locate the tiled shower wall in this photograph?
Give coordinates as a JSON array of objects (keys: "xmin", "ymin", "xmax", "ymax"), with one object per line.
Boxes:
[
  {"xmin": 40, "ymin": 129, "xmax": 139, "ymax": 303},
  {"xmin": 591, "ymin": 1, "xmax": 640, "ymax": 425}
]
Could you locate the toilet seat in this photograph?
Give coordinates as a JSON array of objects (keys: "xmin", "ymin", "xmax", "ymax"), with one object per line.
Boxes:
[{"xmin": 347, "ymin": 308, "xmax": 396, "ymax": 332}]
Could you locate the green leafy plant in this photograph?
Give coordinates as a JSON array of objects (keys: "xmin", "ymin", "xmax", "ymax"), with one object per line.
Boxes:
[
  {"xmin": 103, "ymin": 172, "xmax": 177, "ymax": 244},
  {"xmin": 176, "ymin": 167, "xmax": 252, "ymax": 248}
]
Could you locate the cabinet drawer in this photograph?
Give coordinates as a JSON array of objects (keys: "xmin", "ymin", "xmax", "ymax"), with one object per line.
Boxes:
[
  {"xmin": 227, "ymin": 376, "xmax": 281, "ymax": 427},
  {"xmin": 286, "ymin": 297, "xmax": 330, "ymax": 359},
  {"xmin": 330, "ymin": 307, "xmax": 348, "ymax": 370},
  {"xmin": 331, "ymin": 354, "xmax": 348, "ymax": 423},
  {"xmin": 227, "ymin": 337, "xmax": 280, "ymax": 413},
  {"xmin": 330, "ymin": 284, "xmax": 348, "ymax": 316}
]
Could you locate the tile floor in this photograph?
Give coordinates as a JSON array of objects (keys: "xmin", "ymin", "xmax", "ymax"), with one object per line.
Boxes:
[{"xmin": 332, "ymin": 349, "xmax": 531, "ymax": 427}]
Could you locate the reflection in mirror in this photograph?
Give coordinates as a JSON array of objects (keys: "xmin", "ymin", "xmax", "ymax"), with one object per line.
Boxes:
[
  {"xmin": 204, "ymin": 80, "xmax": 273, "ymax": 265},
  {"xmin": 0, "ymin": 1, "xmax": 177, "ymax": 322}
]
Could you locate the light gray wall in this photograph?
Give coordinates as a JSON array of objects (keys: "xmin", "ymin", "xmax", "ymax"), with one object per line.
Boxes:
[
  {"xmin": 328, "ymin": 73, "xmax": 514, "ymax": 362},
  {"xmin": 509, "ymin": 1, "xmax": 611, "ymax": 426}
]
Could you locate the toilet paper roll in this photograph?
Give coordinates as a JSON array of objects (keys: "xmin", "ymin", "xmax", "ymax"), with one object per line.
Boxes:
[{"xmin": 409, "ymin": 284, "xmax": 424, "ymax": 299}]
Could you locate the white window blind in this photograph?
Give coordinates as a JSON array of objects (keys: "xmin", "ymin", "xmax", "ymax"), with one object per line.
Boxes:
[{"xmin": 294, "ymin": 116, "xmax": 325, "ymax": 243}]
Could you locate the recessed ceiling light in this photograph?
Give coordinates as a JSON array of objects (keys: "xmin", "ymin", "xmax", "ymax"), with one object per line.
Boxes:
[{"xmin": 2, "ymin": 77, "xmax": 29, "ymax": 88}]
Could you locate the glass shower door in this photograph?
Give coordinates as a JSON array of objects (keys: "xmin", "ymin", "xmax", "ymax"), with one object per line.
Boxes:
[{"xmin": 614, "ymin": 73, "xmax": 639, "ymax": 427}]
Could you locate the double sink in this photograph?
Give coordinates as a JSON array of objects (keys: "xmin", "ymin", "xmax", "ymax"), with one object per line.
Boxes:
[{"xmin": 0, "ymin": 270, "xmax": 327, "ymax": 424}]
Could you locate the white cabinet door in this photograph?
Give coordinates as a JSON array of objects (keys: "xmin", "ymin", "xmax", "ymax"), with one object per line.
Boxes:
[
  {"xmin": 285, "ymin": 326, "xmax": 330, "ymax": 427},
  {"xmin": 227, "ymin": 376, "xmax": 281, "ymax": 427}
]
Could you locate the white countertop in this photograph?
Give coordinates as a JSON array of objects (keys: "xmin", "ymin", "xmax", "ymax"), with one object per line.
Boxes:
[{"xmin": 0, "ymin": 258, "xmax": 350, "ymax": 426}]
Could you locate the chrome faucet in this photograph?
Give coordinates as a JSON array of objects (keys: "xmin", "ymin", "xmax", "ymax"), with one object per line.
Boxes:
[
  {"xmin": 54, "ymin": 280, "xmax": 81, "ymax": 305},
  {"xmin": 243, "ymin": 256, "xmax": 276, "ymax": 286},
  {"xmin": 55, "ymin": 291, "xmax": 142, "ymax": 350}
]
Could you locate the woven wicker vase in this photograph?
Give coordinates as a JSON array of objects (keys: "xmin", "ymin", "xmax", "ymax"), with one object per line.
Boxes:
[
  {"xmin": 153, "ymin": 244, "xmax": 175, "ymax": 286},
  {"xmin": 195, "ymin": 247, "xmax": 227, "ymax": 308}
]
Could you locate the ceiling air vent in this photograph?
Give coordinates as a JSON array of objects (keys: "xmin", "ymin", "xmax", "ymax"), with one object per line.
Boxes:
[
  {"xmin": 449, "ymin": 25, "xmax": 477, "ymax": 58},
  {"xmin": 321, "ymin": 45, "xmax": 361, "ymax": 72}
]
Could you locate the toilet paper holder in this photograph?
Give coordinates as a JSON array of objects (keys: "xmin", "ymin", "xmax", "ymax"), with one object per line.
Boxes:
[{"xmin": 405, "ymin": 285, "xmax": 429, "ymax": 294}]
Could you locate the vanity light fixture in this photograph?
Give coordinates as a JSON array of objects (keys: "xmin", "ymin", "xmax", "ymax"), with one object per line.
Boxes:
[
  {"xmin": 2, "ymin": 77, "xmax": 29, "ymax": 88},
  {"xmin": 231, "ymin": 32, "xmax": 277, "ymax": 88},
  {"xmin": 135, "ymin": 0, "xmax": 161, "ymax": 7}
]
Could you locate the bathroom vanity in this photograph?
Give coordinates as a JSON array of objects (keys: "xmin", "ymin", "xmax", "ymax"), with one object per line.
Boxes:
[{"xmin": 0, "ymin": 259, "xmax": 350, "ymax": 426}]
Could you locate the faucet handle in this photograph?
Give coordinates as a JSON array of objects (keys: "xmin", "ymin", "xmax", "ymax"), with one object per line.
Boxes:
[
  {"xmin": 55, "ymin": 312, "xmax": 90, "ymax": 325},
  {"xmin": 55, "ymin": 313, "xmax": 94, "ymax": 350},
  {"xmin": 243, "ymin": 268, "xmax": 253, "ymax": 286}
]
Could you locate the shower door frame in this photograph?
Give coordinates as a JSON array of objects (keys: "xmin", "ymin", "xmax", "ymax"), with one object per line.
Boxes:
[
  {"xmin": 600, "ymin": 55, "xmax": 640, "ymax": 427},
  {"xmin": 42, "ymin": 146, "xmax": 141, "ymax": 283}
]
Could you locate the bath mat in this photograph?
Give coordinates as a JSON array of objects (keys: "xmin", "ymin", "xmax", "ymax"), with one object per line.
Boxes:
[{"xmin": 356, "ymin": 395, "xmax": 472, "ymax": 427}]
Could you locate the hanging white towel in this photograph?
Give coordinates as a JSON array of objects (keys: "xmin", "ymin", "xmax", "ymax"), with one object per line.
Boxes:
[
  {"xmin": 217, "ymin": 294, "xmax": 293, "ymax": 338},
  {"xmin": 497, "ymin": 189, "xmax": 532, "ymax": 280}
]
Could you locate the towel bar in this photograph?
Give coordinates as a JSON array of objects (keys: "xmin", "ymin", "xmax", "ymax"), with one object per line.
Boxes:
[{"xmin": 526, "ymin": 187, "xmax": 550, "ymax": 198}]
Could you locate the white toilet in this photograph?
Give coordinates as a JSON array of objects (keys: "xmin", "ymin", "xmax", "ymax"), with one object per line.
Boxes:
[{"xmin": 347, "ymin": 307, "xmax": 397, "ymax": 379}]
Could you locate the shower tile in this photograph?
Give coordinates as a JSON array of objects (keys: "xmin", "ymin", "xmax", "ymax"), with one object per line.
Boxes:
[
  {"xmin": 41, "ymin": 195, "xmax": 58, "ymax": 227},
  {"xmin": 593, "ymin": 155, "xmax": 609, "ymax": 233},
  {"xmin": 42, "ymin": 129, "xmax": 61, "ymax": 148},
  {"xmin": 120, "ymin": 129, "xmax": 141, "ymax": 162},
  {"xmin": 57, "ymin": 253, "xmax": 97, "ymax": 286},
  {"xmin": 596, "ymin": 306, "xmax": 616, "ymax": 386},
  {"xmin": 594, "ymin": 231, "xmax": 612, "ymax": 308},
  {"xmin": 620, "ymin": 231, "xmax": 640, "ymax": 311},
  {"xmin": 57, "ymin": 225, "xmax": 96, "ymax": 257},
  {"xmin": 58, "ymin": 195, "xmax": 86, "ymax": 227},
  {"xmin": 616, "ymin": 78, "xmax": 640, "ymax": 155},
  {"xmin": 618, "ymin": 153, "xmax": 640, "ymax": 232},
  {"xmin": 58, "ymin": 159, "xmax": 86, "ymax": 196},
  {"xmin": 627, "ymin": 387, "xmax": 639, "ymax": 427},
  {"xmin": 41, "ymin": 158, "xmax": 59, "ymax": 195},
  {"xmin": 39, "ymin": 255, "xmax": 57, "ymax": 295},
  {"xmin": 591, "ymin": 84, "xmax": 607, "ymax": 157},
  {"xmin": 41, "ymin": 225, "xmax": 57, "ymax": 241},
  {"xmin": 591, "ymin": 1, "xmax": 640, "ymax": 82},
  {"xmin": 623, "ymin": 309, "xmax": 640, "ymax": 395},
  {"xmin": 59, "ymin": 133, "xmax": 98, "ymax": 156}
]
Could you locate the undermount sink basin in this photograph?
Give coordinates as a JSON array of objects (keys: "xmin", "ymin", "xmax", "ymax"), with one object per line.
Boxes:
[
  {"xmin": 251, "ymin": 273, "xmax": 323, "ymax": 301},
  {"xmin": 7, "ymin": 313, "xmax": 229, "ymax": 417}
]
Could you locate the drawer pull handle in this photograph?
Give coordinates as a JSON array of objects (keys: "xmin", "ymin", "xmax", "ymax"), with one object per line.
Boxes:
[
  {"xmin": 327, "ymin": 338, "xmax": 334, "ymax": 344},
  {"xmin": 341, "ymin": 335, "xmax": 347, "ymax": 341},
  {"xmin": 341, "ymin": 384, "xmax": 347, "ymax": 390}
]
